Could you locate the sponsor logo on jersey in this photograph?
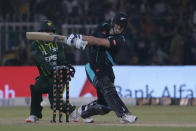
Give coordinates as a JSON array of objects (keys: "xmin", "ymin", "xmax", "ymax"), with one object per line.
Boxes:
[
  {"xmin": 41, "ymin": 51, "xmax": 47, "ymax": 55},
  {"xmin": 45, "ymin": 54, "xmax": 57, "ymax": 62},
  {"xmin": 52, "ymin": 47, "xmax": 57, "ymax": 52},
  {"xmin": 120, "ymin": 17, "xmax": 126, "ymax": 20}
]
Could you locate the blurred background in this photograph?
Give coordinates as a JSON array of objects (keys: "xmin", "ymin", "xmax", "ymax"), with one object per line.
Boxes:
[
  {"xmin": 1, "ymin": 0, "xmax": 196, "ymax": 107},
  {"xmin": 1, "ymin": 0, "xmax": 196, "ymax": 66},
  {"xmin": 1, "ymin": 1, "xmax": 196, "ymax": 129}
]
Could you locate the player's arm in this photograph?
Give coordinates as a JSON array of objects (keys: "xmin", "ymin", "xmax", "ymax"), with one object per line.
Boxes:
[
  {"xmin": 65, "ymin": 33, "xmax": 125, "ymax": 49},
  {"xmin": 82, "ymin": 35, "xmax": 110, "ymax": 47}
]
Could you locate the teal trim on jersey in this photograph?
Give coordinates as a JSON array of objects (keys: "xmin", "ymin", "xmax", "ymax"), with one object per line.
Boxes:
[
  {"xmin": 105, "ymin": 50, "xmax": 115, "ymax": 65},
  {"xmin": 85, "ymin": 63, "xmax": 95, "ymax": 82},
  {"xmin": 102, "ymin": 23, "xmax": 108, "ymax": 26},
  {"xmin": 121, "ymin": 35, "xmax": 126, "ymax": 42}
]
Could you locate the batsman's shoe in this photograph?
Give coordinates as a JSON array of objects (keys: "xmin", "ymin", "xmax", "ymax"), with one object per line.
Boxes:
[
  {"xmin": 78, "ymin": 106, "xmax": 94, "ymax": 123},
  {"xmin": 120, "ymin": 114, "xmax": 138, "ymax": 124},
  {"xmin": 25, "ymin": 115, "xmax": 39, "ymax": 123},
  {"xmin": 70, "ymin": 108, "xmax": 79, "ymax": 122},
  {"xmin": 82, "ymin": 117, "xmax": 94, "ymax": 123}
]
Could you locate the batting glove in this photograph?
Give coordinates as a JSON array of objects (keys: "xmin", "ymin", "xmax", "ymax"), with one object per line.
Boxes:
[
  {"xmin": 65, "ymin": 33, "xmax": 87, "ymax": 50},
  {"xmin": 66, "ymin": 33, "xmax": 82, "ymax": 44},
  {"xmin": 74, "ymin": 38, "xmax": 87, "ymax": 50},
  {"xmin": 73, "ymin": 33, "xmax": 82, "ymax": 39}
]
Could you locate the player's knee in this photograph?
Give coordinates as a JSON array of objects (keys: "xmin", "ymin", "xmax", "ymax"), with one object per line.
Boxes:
[
  {"xmin": 102, "ymin": 85, "xmax": 116, "ymax": 96},
  {"xmin": 98, "ymin": 104, "xmax": 111, "ymax": 115},
  {"xmin": 98, "ymin": 77, "xmax": 117, "ymax": 96},
  {"xmin": 81, "ymin": 102, "xmax": 111, "ymax": 118}
]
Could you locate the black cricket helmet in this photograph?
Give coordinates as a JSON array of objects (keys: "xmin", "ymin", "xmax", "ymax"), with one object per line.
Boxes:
[
  {"xmin": 39, "ymin": 20, "xmax": 56, "ymax": 33},
  {"xmin": 113, "ymin": 12, "xmax": 128, "ymax": 29}
]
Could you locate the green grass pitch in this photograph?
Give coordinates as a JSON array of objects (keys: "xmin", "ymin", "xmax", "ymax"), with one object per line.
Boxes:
[{"xmin": 0, "ymin": 106, "xmax": 196, "ymax": 131}]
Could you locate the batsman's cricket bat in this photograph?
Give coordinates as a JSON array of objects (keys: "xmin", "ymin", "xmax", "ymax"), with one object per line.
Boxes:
[{"xmin": 26, "ymin": 32, "xmax": 67, "ymax": 43}]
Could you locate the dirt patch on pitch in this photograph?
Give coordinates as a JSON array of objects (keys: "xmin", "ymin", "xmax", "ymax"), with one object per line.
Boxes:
[
  {"xmin": 0, "ymin": 119, "xmax": 196, "ymax": 127},
  {"xmin": 78, "ymin": 120, "xmax": 196, "ymax": 127}
]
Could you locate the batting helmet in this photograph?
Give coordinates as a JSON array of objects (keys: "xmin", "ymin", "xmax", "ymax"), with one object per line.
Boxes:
[
  {"xmin": 39, "ymin": 20, "xmax": 56, "ymax": 33},
  {"xmin": 112, "ymin": 13, "xmax": 128, "ymax": 29}
]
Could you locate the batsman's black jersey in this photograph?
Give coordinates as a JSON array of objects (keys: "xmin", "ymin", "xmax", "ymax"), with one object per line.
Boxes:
[
  {"xmin": 30, "ymin": 40, "xmax": 67, "ymax": 77},
  {"xmin": 85, "ymin": 22, "xmax": 126, "ymax": 83}
]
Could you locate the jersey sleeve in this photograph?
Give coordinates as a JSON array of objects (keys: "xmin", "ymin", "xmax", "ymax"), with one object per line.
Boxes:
[
  {"xmin": 108, "ymin": 35, "xmax": 126, "ymax": 48},
  {"xmin": 30, "ymin": 41, "xmax": 53, "ymax": 73},
  {"xmin": 93, "ymin": 22, "xmax": 110, "ymax": 37}
]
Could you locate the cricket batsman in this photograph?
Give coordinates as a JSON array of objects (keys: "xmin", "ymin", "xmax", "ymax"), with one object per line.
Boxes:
[
  {"xmin": 25, "ymin": 20, "xmax": 79, "ymax": 123},
  {"xmin": 64, "ymin": 12, "xmax": 138, "ymax": 124}
]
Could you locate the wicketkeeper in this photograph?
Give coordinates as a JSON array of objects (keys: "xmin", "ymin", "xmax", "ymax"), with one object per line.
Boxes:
[{"xmin": 26, "ymin": 20, "xmax": 79, "ymax": 123}]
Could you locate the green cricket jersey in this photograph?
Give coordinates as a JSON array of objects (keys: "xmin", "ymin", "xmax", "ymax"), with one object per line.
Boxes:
[{"xmin": 30, "ymin": 40, "xmax": 67, "ymax": 76}]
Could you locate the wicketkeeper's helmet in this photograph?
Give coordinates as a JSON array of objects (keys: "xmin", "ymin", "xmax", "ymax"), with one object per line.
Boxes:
[{"xmin": 39, "ymin": 20, "xmax": 56, "ymax": 33}]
